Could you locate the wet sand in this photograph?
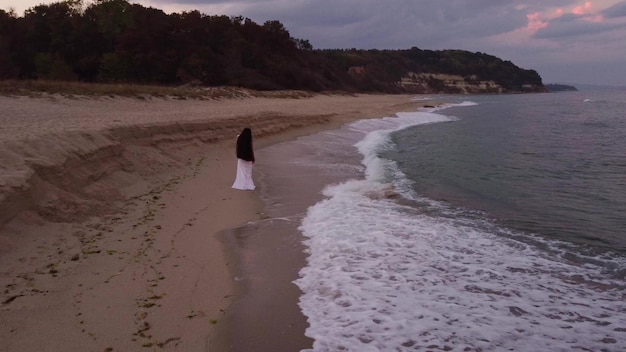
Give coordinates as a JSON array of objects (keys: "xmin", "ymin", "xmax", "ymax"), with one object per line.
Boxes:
[{"xmin": 209, "ymin": 122, "xmax": 373, "ymax": 351}]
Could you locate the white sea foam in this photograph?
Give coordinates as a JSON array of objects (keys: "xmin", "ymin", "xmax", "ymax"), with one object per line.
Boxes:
[{"xmin": 295, "ymin": 104, "xmax": 626, "ymax": 351}]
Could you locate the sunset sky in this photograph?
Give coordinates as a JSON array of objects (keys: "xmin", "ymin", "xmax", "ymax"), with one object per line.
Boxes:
[{"xmin": 3, "ymin": 0, "xmax": 626, "ymax": 86}]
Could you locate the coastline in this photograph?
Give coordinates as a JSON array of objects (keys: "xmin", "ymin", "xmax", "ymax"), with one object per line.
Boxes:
[
  {"xmin": 210, "ymin": 120, "xmax": 376, "ymax": 351},
  {"xmin": 0, "ymin": 93, "xmax": 430, "ymax": 351}
]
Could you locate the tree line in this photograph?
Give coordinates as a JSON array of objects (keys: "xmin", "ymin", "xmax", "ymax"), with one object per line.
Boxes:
[{"xmin": 0, "ymin": 0, "xmax": 544, "ymax": 93}]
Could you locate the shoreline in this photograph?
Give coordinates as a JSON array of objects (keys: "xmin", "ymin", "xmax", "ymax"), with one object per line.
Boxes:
[
  {"xmin": 210, "ymin": 121, "xmax": 373, "ymax": 351},
  {"xmin": 0, "ymin": 93, "xmax": 432, "ymax": 351}
]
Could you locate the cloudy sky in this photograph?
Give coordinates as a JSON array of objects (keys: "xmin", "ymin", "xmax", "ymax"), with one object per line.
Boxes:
[{"xmin": 3, "ymin": 0, "xmax": 626, "ymax": 86}]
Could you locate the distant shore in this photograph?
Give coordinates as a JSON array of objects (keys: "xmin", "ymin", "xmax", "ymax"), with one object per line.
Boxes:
[{"xmin": 0, "ymin": 92, "xmax": 433, "ymax": 350}]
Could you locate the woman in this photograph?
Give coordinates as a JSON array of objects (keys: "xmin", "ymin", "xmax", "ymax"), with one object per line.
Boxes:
[{"xmin": 232, "ymin": 127, "xmax": 256, "ymax": 190}]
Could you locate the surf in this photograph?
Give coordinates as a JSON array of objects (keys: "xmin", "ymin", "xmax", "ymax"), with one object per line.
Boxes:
[{"xmin": 295, "ymin": 99, "xmax": 626, "ymax": 351}]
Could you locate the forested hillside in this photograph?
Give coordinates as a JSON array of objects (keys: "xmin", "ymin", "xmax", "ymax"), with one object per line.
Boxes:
[{"xmin": 0, "ymin": 0, "xmax": 545, "ymax": 93}]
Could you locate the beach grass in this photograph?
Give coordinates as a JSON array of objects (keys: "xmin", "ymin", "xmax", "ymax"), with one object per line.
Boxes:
[{"xmin": 0, "ymin": 80, "xmax": 318, "ymax": 100}]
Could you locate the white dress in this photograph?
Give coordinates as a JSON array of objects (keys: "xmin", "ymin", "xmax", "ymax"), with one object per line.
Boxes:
[{"xmin": 232, "ymin": 158, "xmax": 255, "ymax": 190}]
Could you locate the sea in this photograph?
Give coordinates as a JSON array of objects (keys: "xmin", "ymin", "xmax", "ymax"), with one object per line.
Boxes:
[{"xmin": 291, "ymin": 90, "xmax": 626, "ymax": 351}]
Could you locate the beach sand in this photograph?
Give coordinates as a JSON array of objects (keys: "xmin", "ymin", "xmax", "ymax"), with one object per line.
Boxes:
[{"xmin": 0, "ymin": 92, "xmax": 427, "ymax": 351}]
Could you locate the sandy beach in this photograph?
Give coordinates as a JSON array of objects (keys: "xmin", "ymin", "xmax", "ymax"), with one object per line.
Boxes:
[{"xmin": 0, "ymin": 92, "xmax": 425, "ymax": 351}]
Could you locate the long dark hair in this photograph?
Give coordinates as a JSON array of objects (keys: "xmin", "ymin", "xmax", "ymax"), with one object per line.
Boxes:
[{"xmin": 236, "ymin": 128, "xmax": 255, "ymax": 162}]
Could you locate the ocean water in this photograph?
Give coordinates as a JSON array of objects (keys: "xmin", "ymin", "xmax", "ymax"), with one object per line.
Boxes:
[{"xmin": 293, "ymin": 90, "xmax": 626, "ymax": 351}]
